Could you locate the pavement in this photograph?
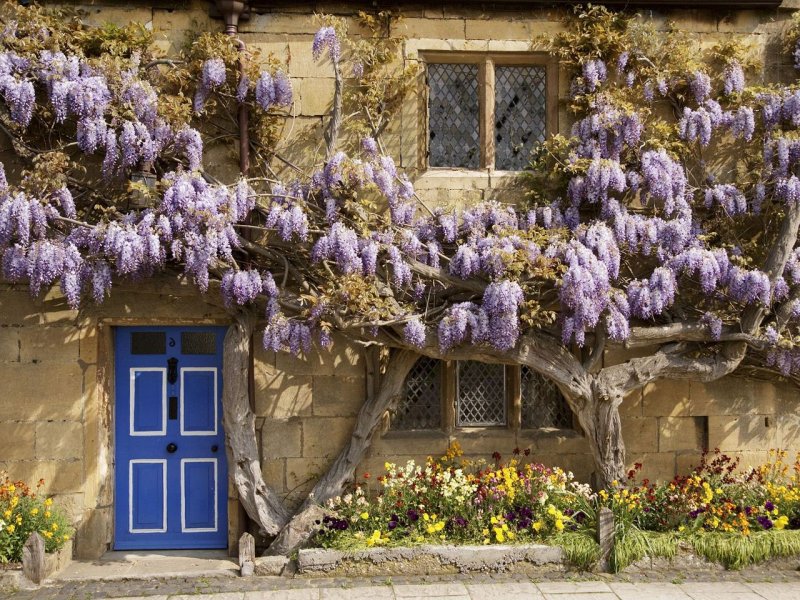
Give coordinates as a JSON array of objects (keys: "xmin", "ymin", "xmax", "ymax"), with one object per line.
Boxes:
[
  {"xmin": 2, "ymin": 550, "xmax": 800, "ymax": 600},
  {"xmin": 5, "ymin": 576, "xmax": 800, "ymax": 600}
]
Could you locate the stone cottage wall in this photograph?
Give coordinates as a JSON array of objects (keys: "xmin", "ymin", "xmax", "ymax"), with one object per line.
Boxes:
[{"xmin": 0, "ymin": 0, "xmax": 799, "ymax": 557}]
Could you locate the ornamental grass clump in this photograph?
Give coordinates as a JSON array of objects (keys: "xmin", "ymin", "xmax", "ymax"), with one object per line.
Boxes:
[{"xmin": 0, "ymin": 473, "xmax": 72, "ymax": 563}]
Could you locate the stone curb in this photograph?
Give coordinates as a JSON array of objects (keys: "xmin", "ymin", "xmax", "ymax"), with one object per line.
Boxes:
[{"xmin": 297, "ymin": 543, "xmax": 564, "ymax": 574}]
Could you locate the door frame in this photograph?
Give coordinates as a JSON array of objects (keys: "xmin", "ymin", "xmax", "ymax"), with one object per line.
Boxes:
[{"xmin": 89, "ymin": 318, "xmax": 247, "ymax": 557}]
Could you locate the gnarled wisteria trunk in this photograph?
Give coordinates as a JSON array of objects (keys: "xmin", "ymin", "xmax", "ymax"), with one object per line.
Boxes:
[
  {"xmin": 568, "ymin": 387, "xmax": 626, "ymax": 488},
  {"xmin": 266, "ymin": 348, "xmax": 419, "ymax": 555},
  {"xmin": 222, "ymin": 309, "xmax": 290, "ymax": 536}
]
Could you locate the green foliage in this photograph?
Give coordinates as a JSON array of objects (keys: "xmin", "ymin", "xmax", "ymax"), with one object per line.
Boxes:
[
  {"xmin": 689, "ymin": 530, "xmax": 800, "ymax": 570},
  {"xmin": 0, "ymin": 475, "xmax": 73, "ymax": 564},
  {"xmin": 551, "ymin": 530, "xmax": 600, "ymax": 569},
  {"xmin": 612, "ymin": 530, "xmax": 678, "ymax": 572}
]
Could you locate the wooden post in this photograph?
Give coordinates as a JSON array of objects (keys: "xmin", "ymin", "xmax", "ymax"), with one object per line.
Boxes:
[
  {"xmin": 22, "ymin": 532, "xmax": 45, "ymax": 584},
  {"xmin": 239, "ymin": 532, "xmax": 255, "ymax": 577},
  {"xmin": 596, "ymin": 506, "xmax": 614, "ymax": 573}
]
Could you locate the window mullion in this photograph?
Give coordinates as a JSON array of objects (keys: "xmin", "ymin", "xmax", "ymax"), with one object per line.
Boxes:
[
  {"xmin": 508, "ymin": 365, "xmax": 522, "ymax": 432},
  {"xmin": 480, "ymin": 58, "xmax": 495, "ymax": 170},
  {"xmin": 442, "ymin": 360, "xmax": 457, "ymax": 434}
]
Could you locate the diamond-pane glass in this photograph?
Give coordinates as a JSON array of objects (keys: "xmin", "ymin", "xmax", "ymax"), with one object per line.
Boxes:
[
  {"xmin": 428, "ymin": 63, "xmax": 480, "ymax": 169},
  {"xmin": 521, "ymin": 366, "xmax": 572, "ymax": 429},
  {"xmin": 393, "ymin": 358, "xmax": 442, "ymax": 430},
  {"xmin": 457, "ymin": 362, "xmax": 506, "ymax": 426},
  {"xmin": 495, "ymin": 66, "xmax": 547, "ymax": 171}
]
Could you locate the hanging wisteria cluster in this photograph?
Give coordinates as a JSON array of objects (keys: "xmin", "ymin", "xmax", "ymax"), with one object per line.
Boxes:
[{"xmin": 2, "ymin": 8, "xmax": 800, "ymax": 379}]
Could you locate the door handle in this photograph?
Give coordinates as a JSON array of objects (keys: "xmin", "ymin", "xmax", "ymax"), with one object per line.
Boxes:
[
  {"xmin": 211, "ymin": 445, "xmax": 218, "ymax": 453},
  {"xmin": 166, "ymin": 443, "xmax": 178, "ymax": 453}
]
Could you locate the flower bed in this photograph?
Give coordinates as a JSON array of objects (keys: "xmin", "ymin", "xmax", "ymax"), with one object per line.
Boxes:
[
  {"xmin": 314, "ymin": 445, "xmax": 800, "ymax": 572},
  {"xmin": 0, "ymin": 474, "xmax": 73, "ymax": 565}
]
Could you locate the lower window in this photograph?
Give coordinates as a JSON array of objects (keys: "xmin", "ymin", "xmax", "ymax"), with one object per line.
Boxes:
[{"xmin": 391, "ymin": 358, "xmax": 573, "ymax": 432}]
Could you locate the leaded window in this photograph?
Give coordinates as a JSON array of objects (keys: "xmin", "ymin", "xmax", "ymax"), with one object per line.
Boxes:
[
  {"xmin": 520, "ymin": 366, "xmax": 572, "ymax": 429},
  {"xmin": 392, "ymin": 357, "xmax": 442, "ymax": 430},
  {"xmin": 457, "ymin": 361, "xmax": 506, "ymax": 426},
  {"xmin": 425, "ymin": 55, "xmax": 555, "ymax": 171}
]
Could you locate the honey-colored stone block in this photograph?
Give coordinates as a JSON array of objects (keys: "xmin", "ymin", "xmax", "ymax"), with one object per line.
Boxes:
[
  {"xmin": 776, "ymin": 414, "xmax": 800, "ymax": 449},
  {"xmin": 19, "ymin": 326, "xmax": 81, "ymax": 363},
  {"xmin": 619, "ymin": 390, "xmax": 642, "ymax": 418},
  {"xmin": 0, "ymin": 422, "xmax": 35, "ymax": 460},
  {"xmin": 642, "ymin": 379, "xmax": 692, "ymax": 417},
  {"xmin": 285, "ymin": 456, "xmax": 331, "ymax": 492},
  {"xmin": 0, "ymin": 327, "xmax": 19, "ymax": 361},
  {"xmin": 690, "ymin": 377, "xmax": 779, "ymax": 416},
  {"xmin": 261, "ymin": 458, "xmax": 286, "ymax": 491},
  {"xmin": 297, "ymin": 77, "xmax": 335, "ymax": 116},
  {"xmin": 0, "ymin": 459, "xmax": 83, "ymax": 495},
  {"xmin": 0, "ymin": 363, "xmax": 84, "ymax": 421},
  {"xmin": 628, "ymin": 452, "xmax": 676, "ymax": 483},
  {"xmin": 287, "ymin": 41, "xmax": 334, "ymax": 78},
  {"xmin": 261, "ymin": 418, "xmax": 302, "ymax": 458},
  {"xmin": 301, "ymin": 417, "xmax": 355, "ymax": 458},
  {"xmin": 254, "ymin": 371, "xmax": 313, "ymax": 418},
  {"xmin": 36, "ymin": 421, "xmax": 83, "ymax": 460},
  {"xmin": 313, "ymin": 375, "xmax": 365, "ymax": 417},
  {"xmin": 675, "ymin": 452, "xmax": 705, "ymax": 476},
  {"xmin": 621, "ymin": 418, "xmax": 659, "ymax": 454},
  {"xmin": 393, "ymin": 17, "xmax": 466, "ymax": 40},
  {"xmin": 659, "ymin": 416, "xmax": 705, "ymax": 452},
  {"xmin": 530, "ymin": 431, "xmax": 591, "ymax": 455},
  {"xmin": 372, "ymin": 431, "xmax": 450, "ymax": 457},
  {"xmin": 465, "ymin": 18, "xmax": 532, "ymax": 40},
  {"xmin": 708, "ymin": 414, "xmax": 777, "ymax": 452}
]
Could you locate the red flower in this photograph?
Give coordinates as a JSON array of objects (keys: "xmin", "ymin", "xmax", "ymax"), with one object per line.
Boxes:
[
  {"xmin": 492, "ymin": 452, "xmax": 502, "ymax": 462},
  {"xmin": 363, "ymin": 472, "xmax": 370, "ymax": 480}
]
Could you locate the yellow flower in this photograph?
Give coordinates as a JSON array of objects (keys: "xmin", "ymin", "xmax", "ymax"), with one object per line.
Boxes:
[
  {"xmin": 44, "ymin": 498, "xmax": 53, "ymax": 507},
  {"xmin": 555, "ymin": 519, "xmax": 564, "ymax": 532},
  {"xmin": 775, "ymin": 516, "xmax": 789, "ymax": 530},
  {"xmin": 2, "ymin": 510, "xmax": 10, "ymax": 519},
  {"xmin": 6, "ymin": 524, "xmax": 14, "ymax": 533},
  {"xmin": 52, "ymin": 523, "xmax": 59, "ymax": 531},
  {"xmin": 423, "ymin": 513, "xmax": 430, "ymax": 521},
  {"xmin": 482, "ymin": 528, "xmax": 489, "ymax": 536},
  {"xmin": 8, "ymin": 484, "xmax": 15, "ymax": 493},
  {"xmin": 30, "ymin": 508, "xmax": 39, "ymax": 516},
  {"xmin": 360, "ymin": 512, "xmax": 369, "ymax": 520},
  {"xmin": 507, "ymin": 530, "xmax": 516, "ymax": 540},
  {"xmin": 532, "ymin": 520, "xmax": 543, "ymax": 532},
  {"xmin": 43, "ymin": 531, "xmax": 53, "ymax": 539},
  {"xmin": 44, "ymin": 511, "xmax": 51, "ymax": 518},
  {"xmin": 493, "ymin": 527, "xmax": 505, "ymax": 543}
]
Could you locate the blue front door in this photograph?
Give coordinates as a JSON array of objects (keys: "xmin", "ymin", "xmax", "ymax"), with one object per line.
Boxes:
[{"xmin": 114, "ymin": 326, "xmax": 228, "ymax": 550}]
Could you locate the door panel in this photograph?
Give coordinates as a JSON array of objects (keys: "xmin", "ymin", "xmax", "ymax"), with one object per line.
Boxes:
[{"xmin": 114, "ymin": 326, "xmax": 228, "ymax": 550}]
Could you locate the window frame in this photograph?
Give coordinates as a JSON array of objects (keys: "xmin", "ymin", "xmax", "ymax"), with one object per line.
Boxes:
[{"xmin": 422, "ymin": 52, "xmax": 559, "ymax": 172}]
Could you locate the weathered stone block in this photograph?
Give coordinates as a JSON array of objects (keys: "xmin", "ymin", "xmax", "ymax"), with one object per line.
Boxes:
[
  {"xmin": 708, "ymin": 414, "xmax": 777, "ymax": 452},
  {"xmin": 689, "ymin": 377, "xmax": 779, "ymax": 416},
  {"xmin": 36, "ymin": 421, "xmax": 83, "ymax": 460},
  {"xmin": 74, "ymin": 507, "xmax": 112, "ymax": 559},
  {"xmin": 465, "ymin": 18, "xmax": 532, "ymax": 40},
  {"xmin": 302, "ymin": 417, "xmax": 355, "ymax": 458},
  {"xmin": 287, "ymin": 41, "xmax": 334, "ymax": 78},
  {"xmin": 393, "ymin": 17, "xmax": 466, "ymax": 39},
  {"xmin": 777, "ymin": 414, "xmax": 800, "ymax": 449},
  {"xmin": 78, "ymin": 324, "xmax": 98, "ymax": 364},
  {"xmin": 285, "ymin": 456, "xmax": 332, "ymax": 491},
  {"xmin": 19, "ymin": 327, "xmax": 81, "ymax": 363},
  {"xmin": 619, "ymin": 390, "xmax": 642, "ymax": 418},
  {"xmin": 261, "ymin": 418, "xmax": 302, "ymax": 458},
  {"xmin": 0, "ymin": 327, "xmax": 19, "ymax": 361},
  {"xmin": 659, "ymin": 416, "xmax": 704, "ymax": 452},
  {"xmin": 628, "ymin": 452, "xmax": 676, "ymax": 483},
  {"xmin": 403, "ymin": 38, "xmax": 489, "ymax": 60},
  {"xmin": 642, "ymin": 380, "xmax": 691, "ymax": 417},
  {"xmin": 0, "ymin": 422, "xmax": 35, "ymax": 460},
  {"xmin": 254, "ymin": 371, "xmax": 313, "ymax": 418},
  {"xmin": 621, "ymin": 418, "xmax": 658, "ymax": 454},
  {"xmin": 313, "ymin": 375, "xmax": 366, "ymax": 417},
  {"xmin": 261, "ymin": 458, "xmax": 286, "ymax": 491},
  {"xmin": 298, "ymin": 77, "xmax": 335, "ymax": 116},
  {"xmin": 0, "ymin": 363, "xmax": 84, "ymax": 421},
  {"xmin": 530, "ymin": 432, "xmax": 591, "ymax": 455},
  {"xmin": 372, "ymin": 432, "xmax": 449, "ymax": 457}
]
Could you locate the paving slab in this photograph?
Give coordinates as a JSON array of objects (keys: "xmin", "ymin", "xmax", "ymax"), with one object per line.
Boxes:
[
  {"xmin": 746, "ymin": 582, "xmax": 800, "ymax": 599},
  {"xmin": 394, "ymin": 582, "xmax": 469, "ymax": 596},
  {"xmin": 542, "ymin": 594, "xmax": 618, "ymax": 600},
  {"xmin": 57, "ymin": 550, "xmax": 239, "ymax": 582},
  {"xmin": 537, "ymin": 581, "xmax": 614, "ymax": 594},
  {"xmin": 609, "ymin": 582, "xmax": 691, "ymax": 600},
  {"xmin": 466, "ymin": 581, "xmax": 544, "ymax": 599},
  {"xmin": 319, "ymin": 585, "xmax": 396, "ymax": 599},
  {"xmin": 244, "ymin": 591, "xmax": 320, "ymax": 600}
]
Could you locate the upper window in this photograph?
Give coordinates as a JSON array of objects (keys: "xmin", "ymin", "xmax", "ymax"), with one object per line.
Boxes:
[{"xmin": 426, "ymin": 55, "xmax": 556, "ymax": 171}]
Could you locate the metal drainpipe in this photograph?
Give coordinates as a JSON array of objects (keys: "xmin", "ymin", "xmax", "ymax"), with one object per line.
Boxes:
[{"xmin": 215, "ymin": 0, "xmax": 250, "ymax": 176}]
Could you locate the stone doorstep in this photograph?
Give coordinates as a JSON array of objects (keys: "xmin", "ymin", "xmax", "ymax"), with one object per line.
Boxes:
[{"xmin": 296, "ymin": 543, "xmax": 565, "ymax": 574}]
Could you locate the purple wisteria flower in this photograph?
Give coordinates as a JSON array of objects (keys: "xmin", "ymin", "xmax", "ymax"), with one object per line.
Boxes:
[{"xmin": 312, "ymin": 26, "xmax": 341, "ymax": 63}]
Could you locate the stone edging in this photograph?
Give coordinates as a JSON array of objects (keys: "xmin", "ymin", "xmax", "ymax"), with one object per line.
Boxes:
[{"xmin": 297, "ymin": 543, "xmax": 565, "ymax": 575}]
